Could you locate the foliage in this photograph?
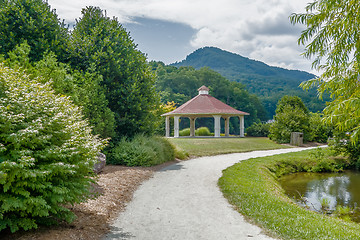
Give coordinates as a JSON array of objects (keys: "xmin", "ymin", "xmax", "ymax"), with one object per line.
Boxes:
[
  {"xmin": 329, "ymin": 132, "xmax": 360, "ymax": 170},
  {"xmin": 268, "ymin": 148, "xmax": 349, "ymax": 177},
  {"xmin": 155, "ymin": 101, "xmax": 177, "ymax": 135},
  {"xmin": 152, "ymin": 61, "xmax": 267, "ymax": 132},
  {"xmin": 246, "ymin": 122, "xmax": 271, "ymax": 137},
  {"xmin": 0, "ymin": 65, "xmax": 107, "ymax": 232},
  {"xmin": 168, "ymin": 137, "xmax": 288, "ymax": 157},
  {"xmin": 4, "ymin": 42, "xmax": 116, "ymax": 139},
  {"xmin": 0, "ymin": 0, "xmax": 69, "ymax": 62},
  {"xmin": 219, "ymin": 149, "xmax": 360, "ymax": 240},
  {"xmin": 195, "ymin": 127, "xmax": 211, "ymax": 136},
  {"xmin": 171, "ymin": 47, "xmax": 327, "ymax": 117},
  {"xmin": 290, "ymin": 1, "xmax": 360, "ymax": 144},
  {"xmin": 179, "ymin": 128, "xmax": 190, "ymax": 136},
  {"xmin": 109, "ymin": 135, "xmax": 175, "ymax": 167},
  {"xmin": 69, "ymin": 6, "xmax": 161, "ymax": 139},
  {"xmin": 308, "ymin": 112, "xmax": 333, "ymax": 143},
  {"xmin": 269, "ymin": 96, "xmax": 310, "ymax": 143}
]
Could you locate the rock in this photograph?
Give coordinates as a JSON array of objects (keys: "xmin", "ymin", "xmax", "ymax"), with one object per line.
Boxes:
[{"xmin": 94, "ymin": 153, "xmax": 106, "ymax": 174}]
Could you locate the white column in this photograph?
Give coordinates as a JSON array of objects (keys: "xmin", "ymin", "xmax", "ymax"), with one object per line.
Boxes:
[
  {"xmin": 189, "ymin": 117, "xmax": 196, "ymax": 137},
  {"xmin": 174, "ymin": 116, "xmax": 180, "ymax": 138},
  {"xmin": 165, "ymin": 116, "xmax": 170, "ymax": 137},
  {"xmin": 213, "ymin": 115, "xmax": 221, "ymax": 138},
  {"xmin": 239, "ymin": 115, "xmax": 245, "ymax": 137},
  {"xmin": 224, "ymin": 116, "xmax": 230, "ymax": 137}
]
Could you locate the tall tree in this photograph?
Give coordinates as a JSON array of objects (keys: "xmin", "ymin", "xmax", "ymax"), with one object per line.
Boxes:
[
  {"xmin": 290, "ymin": 0, "xmax": 360, "ymax": 142},
  {"xmin": 269, "ymin": 96, "xmax": 310, "ymax": 143},
  {"xmin": 0, "ymin": 0, "xmax": 69, "ymax": 62},
  {"xmin": 5, "ymin": 42, "xmax": 116, "ymax": 139},
  {"xmin": 69, "ymin": 6, "xmax": 160, "ymax": 139}
]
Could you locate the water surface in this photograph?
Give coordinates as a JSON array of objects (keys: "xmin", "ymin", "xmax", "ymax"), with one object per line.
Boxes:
[{"xmin": 279, "ymin": 171, "xmax": 360, "ymax": 215}]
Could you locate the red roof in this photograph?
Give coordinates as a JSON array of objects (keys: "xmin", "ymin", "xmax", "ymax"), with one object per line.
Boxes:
[
  {"xmin": 198, "ymin": 85, "xmax": 209, "ymax": 91},
  {"xmin": 162, "ymin": 93, "xmax": 250, "ymax": 116}
]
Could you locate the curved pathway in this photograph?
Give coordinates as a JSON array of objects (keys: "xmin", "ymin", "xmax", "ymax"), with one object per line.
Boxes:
[{"xmin": 105, "ymin": 147, "xmax": 316, "ymax": 240}]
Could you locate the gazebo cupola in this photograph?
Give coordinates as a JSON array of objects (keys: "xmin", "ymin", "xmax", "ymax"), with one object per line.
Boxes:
[
  {"xmin": 161, "ymin": 85, "xmax": 249, "ymax": 138},
  {"xmin": 198, "ymin": 85, "xmax": 209, "ymax": 95}
]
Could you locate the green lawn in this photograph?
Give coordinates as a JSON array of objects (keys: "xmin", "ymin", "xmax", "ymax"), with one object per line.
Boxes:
[
  {"xmin": 168, "ymin": 137, "xmax": 289, "ymax": 158},
  {"xmin": 218, "ymin": 149, "xmax": 360, "ymax": 240}
]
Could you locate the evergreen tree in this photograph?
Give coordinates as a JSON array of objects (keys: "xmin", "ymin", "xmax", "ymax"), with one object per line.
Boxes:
[
  {"xmin": 69, "ymin": 6, "xmax": 160, "ymax": 139},
  {"xmin": 5, "ymin": 42, "xmax": 116, "ymax": 139},
  {"xmin": 0, "ymin": 0, "xmax": 69, "ymax": 62}
]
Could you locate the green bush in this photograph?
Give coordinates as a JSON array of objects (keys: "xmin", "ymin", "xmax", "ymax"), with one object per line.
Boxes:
[
  {"xmin": 0, "ymin": 65, "xmax": 107, "ymax": 232},
  {"xmin": 109, "ymin": 135, "xmax": 175, "ymax": 166},
  {"xmin": 269, "ymin": 96, "xmax": 310, "ymax": 143},
  {"xmin": 308, "ymin": 112, "xmax": 333, "ymax": 143},
  {"xmin": 195, "ymin": 127, "xmax": 211, "ymax": 136},
  {"xmin": 179, "ymin": 128, "xmax": 190, "ymax": 136},
  {"xmin": 246, "ymin": 122, "xmax": 271, "ymax": 137}
]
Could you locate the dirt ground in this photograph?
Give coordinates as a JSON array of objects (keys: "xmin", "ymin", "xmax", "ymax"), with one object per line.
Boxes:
[{"xmin": 0, "ymin": 161, "xmax": 178, "ymax": 240}]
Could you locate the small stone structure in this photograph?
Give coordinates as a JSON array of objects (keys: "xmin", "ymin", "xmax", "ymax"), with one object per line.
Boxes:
[
  {"xmin": 290, "ymin": 132, "xmax": 303, "ymax": 146},
  {"xmin": 93, "ymin": 152, "xmax": 106, "ymax": 174},
  {"xmin": 162, "ymin": 85, "xmax": 249, "ymax": 138}
]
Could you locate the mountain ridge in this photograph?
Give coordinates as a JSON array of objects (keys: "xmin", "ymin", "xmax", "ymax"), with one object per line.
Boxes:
[{"xmin": 171, "ymin": 46, "xmax": 324, "ymax": 117}]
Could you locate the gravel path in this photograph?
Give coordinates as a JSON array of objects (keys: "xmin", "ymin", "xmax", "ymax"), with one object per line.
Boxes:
[{"xmin": 105, "ymin": 147, "xmax": 316, "ymax": 240}]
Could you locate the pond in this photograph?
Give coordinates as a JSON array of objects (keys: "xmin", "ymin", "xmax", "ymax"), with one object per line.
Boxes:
[{"xmin": 279, "ymin": 171, "xmax": 360, "ymax": 222}]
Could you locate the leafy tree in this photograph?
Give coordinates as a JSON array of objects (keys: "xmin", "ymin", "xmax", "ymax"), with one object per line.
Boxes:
[
  {"xmin": 69, "ymin": 6, "xmax": 160, "ymax": 139},
  {"xmin": 269, "ymin": 96, "xmax": 310, "ymax": 143},
  {"xmin": 308, "ymin": 112, "xmax": 333, "ymax": 143},
  {"xmin": 0, "ymin": 0, "xmax": 69, "ymax": 62},
  {"xmin": 290, "ymin": 0, "xmax": 360, "ymax": 143},
  {"xmin": 5, "ymin": 42, "xmax": 116, "ymax": 139},
  {"xmin": 0, "ymin": 64, "xmax": 107, "ymax": 232}
]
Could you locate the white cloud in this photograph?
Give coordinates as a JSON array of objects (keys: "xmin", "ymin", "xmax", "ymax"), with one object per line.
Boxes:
[{"xmin": 48, "ymin": 0, "xmax": 316, "ymax": 73}]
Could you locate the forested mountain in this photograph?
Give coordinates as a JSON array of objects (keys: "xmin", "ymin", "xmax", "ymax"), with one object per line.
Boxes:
[{"xmin": 172, "ymin": 47, "xmax": 326, "ymax": 118}]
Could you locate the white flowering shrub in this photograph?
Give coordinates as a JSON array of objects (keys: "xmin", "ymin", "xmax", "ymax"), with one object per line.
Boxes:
[{"xmin": 0, "ymin": 64, "xmax": 107, "ymax": 232}]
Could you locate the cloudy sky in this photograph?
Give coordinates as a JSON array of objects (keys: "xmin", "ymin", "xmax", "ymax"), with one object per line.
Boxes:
[{"xmin": 47, "ymin": 0, "xmax": 316, "ymax": 73}]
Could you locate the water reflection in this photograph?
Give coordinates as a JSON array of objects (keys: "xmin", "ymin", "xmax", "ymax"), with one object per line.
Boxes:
[{"xmin": 279, "ymin": 171, "xmax": 360, "ymax": 212}]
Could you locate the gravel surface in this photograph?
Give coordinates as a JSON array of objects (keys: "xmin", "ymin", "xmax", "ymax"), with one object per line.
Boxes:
[
  {"xmin": 105, "ymin": 147, "xmax": 318, "ymax": 240},
  {"xmin": 0, "ymin": 164, "xmax": 166, "ymax": 240}
]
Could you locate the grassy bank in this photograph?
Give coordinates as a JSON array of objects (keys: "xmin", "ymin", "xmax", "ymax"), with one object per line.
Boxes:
[
  {"xmin": 218, "ymin": 148, "xmax": 360, "ymax": 239},
  {"xmin": 169, "ymin": 137, "xmax": 289, "ymax": 158}
]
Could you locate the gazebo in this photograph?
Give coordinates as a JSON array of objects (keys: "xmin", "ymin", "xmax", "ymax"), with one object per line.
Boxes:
[{"xmin": 162, "ymin": 86, "xmax": 249, "ymax": 138}]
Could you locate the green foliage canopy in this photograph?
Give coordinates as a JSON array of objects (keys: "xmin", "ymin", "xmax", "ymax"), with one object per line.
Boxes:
[
  {"xmin": 290, "ymin": 0, "xmax": 360, "ymax": 143},
  {"xmin": 269, "ymin": 96, "xmax": 310, "ymax": 143},
  {"xmin": 0, "ymin": 0, "xmax": 68, "ymax": 62},
  {"xmin": 5, "ymin": 42, "xmax": 116, "ymax": 139},
  {"xmin": 0, "ymin": 64, "xmax": 107, "ymax": 232},
  {"xmin": 69, "ymin": 6, "xmax": 160, "ymax": 139}
]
